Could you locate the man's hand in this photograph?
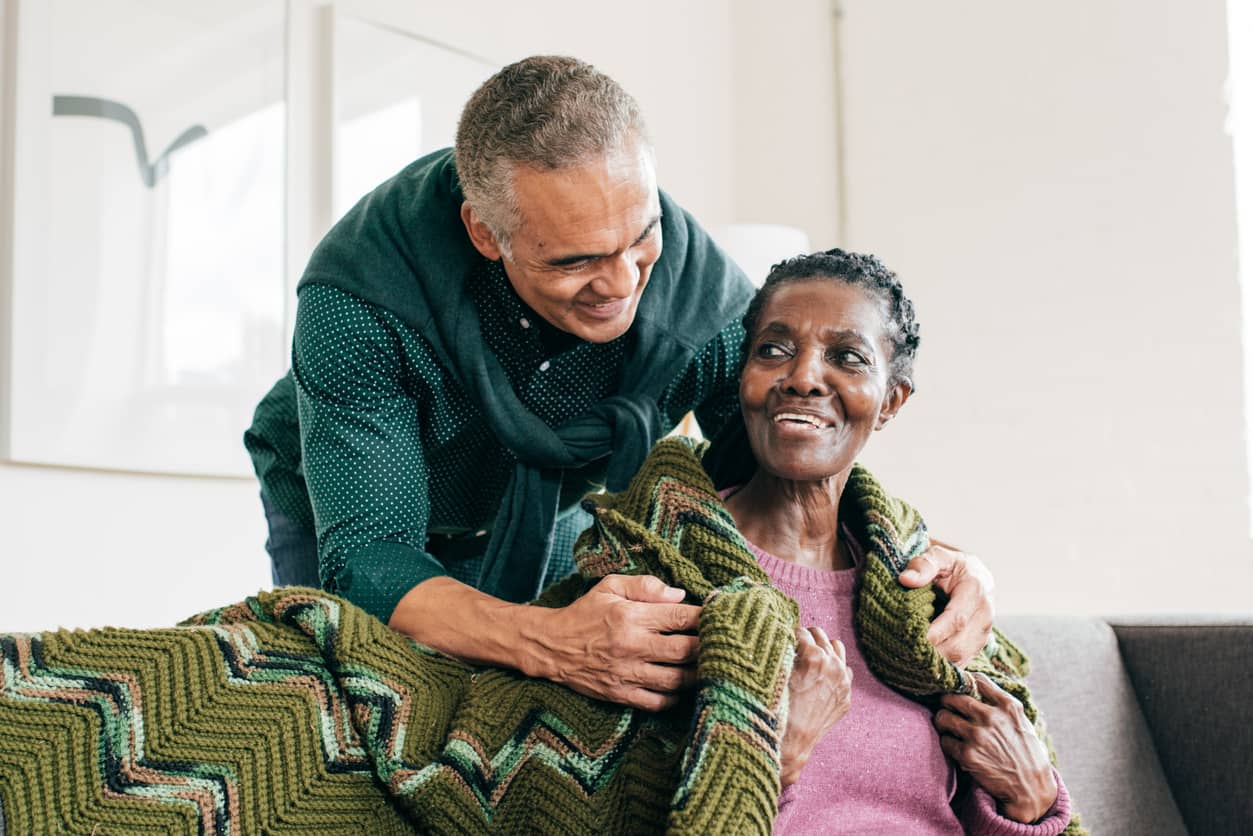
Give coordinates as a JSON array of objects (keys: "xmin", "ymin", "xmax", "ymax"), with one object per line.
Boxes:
[
  {"xmin": 780, "ymin": 626, "xmax": 853, "ymax": 787},
  {"xmin": 528, "ymin": 574, "xmax": 701, "ymax": 712},
  {"xmin": 898, "ymin": 539, "xmax": 995, "ymax": 666},
  {"xmin": 934, "ymin": 672, "xmax": 1058, "ymax": 823}
]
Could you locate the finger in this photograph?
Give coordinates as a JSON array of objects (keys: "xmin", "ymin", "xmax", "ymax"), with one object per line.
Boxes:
[
  {"xmin": 937, "ymin": 692, "xmax": 985, "ymax": 720},
  {"xmin": 638, "ymin": 601, "xmax": 703, "ymax": 633},
  {"xmin": 929, "ymin": 615, "xmax": 992, "ymax": 668},
  {"xmin": 832, "ymin": 638, "xmax": 847, "ymax": 663},
  {"xmin": 808, "ymin": 626, "xmax": 835, "ymax": 653},
  {"xmin": 647, "ymin": 632, "xmax": 700, "ymax": 665},
  {"xmin": 933, "ymin": 707, "xmax": 977, "ymax": 740},
  {"xmin": 925, "ymin": 606, "xmax": 971, "ymax": 662},
  {"xmin": 602, "ymin": 574, "xmax": 687, "ymax": 604},
  {"xmin": 795, "ymin": 626, "xmax": 817, "ymax": 646},
  {"xmin": 624, "ymin": 687, "xmax": 682, "ymax": 713},
  {"xmin": 938, "ymin": 733, "xmax": 966, "ymax": 763},
  {"xmin": 970, "ymin": 672, "xmax": 1012, "ymax": 708},
  {"xmin": 637, "ymin": 662, "xmax": 698, "ymax": 693},
  {"xmin": 898, "ymin": 552, "xmax": 939, "ymax": 588},
  {"xmin": 926, "ymin": 581, "xmax": 992, "ymax": 665}
]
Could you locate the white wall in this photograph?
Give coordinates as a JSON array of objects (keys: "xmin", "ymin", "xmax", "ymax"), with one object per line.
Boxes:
[{"xmin": 840, "ymin": 0, "xmax": 1252, "ymax": 614}]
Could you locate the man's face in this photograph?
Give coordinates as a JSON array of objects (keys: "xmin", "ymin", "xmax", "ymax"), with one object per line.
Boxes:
[{"xmin": 462, "ymin": 137, "xmax": 662, "ymax": 343}]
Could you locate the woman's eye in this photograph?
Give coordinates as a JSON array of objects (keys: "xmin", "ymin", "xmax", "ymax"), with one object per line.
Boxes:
[
  {"xmin": 834, "ymin": 349, "xmax": 868, "ymax": 366},
  {"xmin": 756, "ymin": 343, "xmax": 788, "ymax": 359}
]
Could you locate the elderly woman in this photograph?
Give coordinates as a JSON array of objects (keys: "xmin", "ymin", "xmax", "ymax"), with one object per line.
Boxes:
[{"xmin": 694, "ymin": 248, "xmax": 1076, "ymax": 834}]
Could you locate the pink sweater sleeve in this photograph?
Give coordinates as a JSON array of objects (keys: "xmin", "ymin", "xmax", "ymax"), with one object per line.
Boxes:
[{"xmin": 958, "ymin": 769, "xmax": 1072, "ymax": 836}]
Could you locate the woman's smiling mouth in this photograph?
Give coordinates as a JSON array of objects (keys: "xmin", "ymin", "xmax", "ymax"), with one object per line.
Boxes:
[{"xmin": 772, "ymin": 411, "xmax": 833, "ymax": 430}]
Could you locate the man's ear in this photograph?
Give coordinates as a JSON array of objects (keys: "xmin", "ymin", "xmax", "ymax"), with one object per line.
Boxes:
[
  {"xmin": 460, "ymin": 201, "xmax": 504, "ymax": 261},
  {"xmin": 874, "ymin": 380, "xmax": 913, "ymax": 430}
]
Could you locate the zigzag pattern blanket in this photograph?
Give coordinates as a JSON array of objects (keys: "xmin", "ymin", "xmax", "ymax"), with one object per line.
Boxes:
[{"xmin": 0, "ymin": 437, "xmax": 1082, "ymax": 834}]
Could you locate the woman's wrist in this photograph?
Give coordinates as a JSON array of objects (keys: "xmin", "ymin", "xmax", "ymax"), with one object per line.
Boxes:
[
  {"xmin": 779, "ymin": 752, "xmax": 808, "ymax": 788},
  {"xmin": 999, "ymin": 768, "xmax": 1058, "ymax": 823}
]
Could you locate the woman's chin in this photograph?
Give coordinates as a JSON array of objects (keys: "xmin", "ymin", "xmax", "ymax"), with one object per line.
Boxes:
[{"xmin": 756, "ymin": 458, "xmax": 852, "ymax": 485}]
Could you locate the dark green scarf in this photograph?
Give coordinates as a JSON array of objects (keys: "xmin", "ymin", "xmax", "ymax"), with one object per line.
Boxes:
[{"xmin": 300, "ymin": 148, "xmax": 754, "ymax": 601}]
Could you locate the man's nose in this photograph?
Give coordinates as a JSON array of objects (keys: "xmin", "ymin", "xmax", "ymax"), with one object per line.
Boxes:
[{"xmin": 591, "ymin": 253, "xmax": 640, "ymax": 298}]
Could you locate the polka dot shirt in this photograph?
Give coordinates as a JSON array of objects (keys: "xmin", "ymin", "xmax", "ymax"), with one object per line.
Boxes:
[{"xmin": 248, "ymin": 259, "xmax": 744, "ymax": 622}]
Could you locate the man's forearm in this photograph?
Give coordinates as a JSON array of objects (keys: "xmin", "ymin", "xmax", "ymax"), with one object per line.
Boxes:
[{"xmin": 388, "ymin": 576, "xmax": 548, "ymax": 675}]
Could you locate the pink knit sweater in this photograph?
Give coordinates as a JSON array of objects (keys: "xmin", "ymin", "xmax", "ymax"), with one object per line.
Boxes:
[{"xmin": 748, "ymin": 535, "xmax": 1071, "ymax": 835}]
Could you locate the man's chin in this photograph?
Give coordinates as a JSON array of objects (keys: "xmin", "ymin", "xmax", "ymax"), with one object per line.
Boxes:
[
  {"xmin": 564, "ymin": 308, "xmax": 636, "ymax": 343},
  {"xmin": 571, "ymin": 320, "xmax": 631, "ymax": 343}
]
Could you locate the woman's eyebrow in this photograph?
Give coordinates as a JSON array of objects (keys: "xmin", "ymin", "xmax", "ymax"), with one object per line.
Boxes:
[
  {"xmin": 759, "ymin": 323, "xmax": 870, "ymax": 346},
  {"xmin": 822, "ymin": 327, "xmax": 872, "ymax": 346},
  {"xmin": 543, "ymin": 214, "xmax": 662, "ymax": 268}
]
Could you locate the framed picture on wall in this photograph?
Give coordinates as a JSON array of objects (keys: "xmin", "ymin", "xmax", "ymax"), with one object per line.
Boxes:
[{"xmin": 1, "ymin": 0, "xmax": 289, "ymax": 477}]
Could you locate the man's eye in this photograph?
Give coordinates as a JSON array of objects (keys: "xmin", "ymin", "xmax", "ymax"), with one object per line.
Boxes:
[{"xmin": 757, "ymin": 343, "xmax": 788, "ymax": 358}]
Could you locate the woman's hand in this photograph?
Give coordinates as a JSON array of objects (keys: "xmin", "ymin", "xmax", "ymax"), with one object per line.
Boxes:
[
  {"xmin": 934, "ymin": 672, "xmax": 1058, "ymax": 823},
  {"xmin": 780, "ymin": 626, "xmax": 853, "ymax": 787}
]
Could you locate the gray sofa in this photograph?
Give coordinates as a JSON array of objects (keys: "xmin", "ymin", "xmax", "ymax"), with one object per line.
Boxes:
[{"xmin": 998, "ymin": 615, "xmax": 1253, "ymax": 836}]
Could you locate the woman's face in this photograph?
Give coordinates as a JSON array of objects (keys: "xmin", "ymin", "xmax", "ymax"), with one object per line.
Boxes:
[{"xmin": 739, "ymin": 279, "xmax": 911, "ymax": 483}]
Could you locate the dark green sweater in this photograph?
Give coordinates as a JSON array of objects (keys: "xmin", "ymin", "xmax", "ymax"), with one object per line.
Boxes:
[{"xmin": 246, "ymin": 148, "xmax": 753, "ymax": 622}]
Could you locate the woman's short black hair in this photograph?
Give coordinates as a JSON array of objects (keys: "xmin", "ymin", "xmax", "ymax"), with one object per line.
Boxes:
[{"xmin": 739, "ymin": 248, "xmax": 921, "ymax": 388}]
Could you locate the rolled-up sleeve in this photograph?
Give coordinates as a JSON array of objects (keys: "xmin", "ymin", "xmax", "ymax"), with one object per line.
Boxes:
[{"xmin": 293, "ymin": 284, "xmax": 446, "ymax": 623}]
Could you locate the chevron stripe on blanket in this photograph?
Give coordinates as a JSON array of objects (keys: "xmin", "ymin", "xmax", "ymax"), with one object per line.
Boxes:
[{"xmin": 0, "ymin": 438, "xmax": 798, "ymax": 834}]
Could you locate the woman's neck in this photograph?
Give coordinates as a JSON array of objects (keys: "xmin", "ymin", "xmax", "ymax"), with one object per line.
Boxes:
[{"xmin": 724, "ymin": 470, "xmax": 853, "ymax": 571}]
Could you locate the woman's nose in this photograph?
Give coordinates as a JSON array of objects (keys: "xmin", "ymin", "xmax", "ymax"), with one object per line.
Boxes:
[{"xmin": 783, "ymin": 348, "xmax": 828, "ymax": 396}]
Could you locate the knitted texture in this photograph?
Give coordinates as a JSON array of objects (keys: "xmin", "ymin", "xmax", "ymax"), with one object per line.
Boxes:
[
  {"xmin": 0, "ymin": 441, "xmax": 794, "ymax": 835},
  {"xmin": 0, "ymin": 437, "xmax": 1082, "ymax": 834}
]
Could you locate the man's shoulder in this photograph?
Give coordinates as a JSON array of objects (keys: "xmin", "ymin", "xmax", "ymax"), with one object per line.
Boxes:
[{"xmin": 298, "ymin": 146, "xmax": 480, "ymax": 332}]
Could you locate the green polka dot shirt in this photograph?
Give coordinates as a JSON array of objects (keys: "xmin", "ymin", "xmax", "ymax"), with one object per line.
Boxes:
[{"xmin": 247, "ymin": 259, "xmax": 744, "ymax": 622}]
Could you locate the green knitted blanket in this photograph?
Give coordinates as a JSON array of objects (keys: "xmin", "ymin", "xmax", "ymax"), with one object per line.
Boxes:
[{"xmin": 0, "ymin": 437, "xmax": 1081, "ymax": 834}]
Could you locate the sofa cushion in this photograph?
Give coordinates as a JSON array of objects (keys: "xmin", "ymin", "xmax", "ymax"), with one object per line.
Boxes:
[
  {"xmin": 1111, "ymin": 617, "xmax": 1253, "ymax": 836},
  {"xmin": 997, "ymin": 615, "xmax": 1188, "ymax": 836}
]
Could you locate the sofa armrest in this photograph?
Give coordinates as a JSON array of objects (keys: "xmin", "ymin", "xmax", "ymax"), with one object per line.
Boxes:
[{"xmin": 1110, "ymin": 617, "xmax": 1253, "ymax": 836}]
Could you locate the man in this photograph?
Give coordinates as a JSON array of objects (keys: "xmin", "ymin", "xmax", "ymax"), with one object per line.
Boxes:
[{"xmin": 246, "ymin": 56, "xmax": 993, "ymax": 710}]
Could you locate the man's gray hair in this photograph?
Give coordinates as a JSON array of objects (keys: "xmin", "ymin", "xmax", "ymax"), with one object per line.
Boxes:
[{"xmin": 454, "ymin": 55, "xmax": 650, "ymax": 256}]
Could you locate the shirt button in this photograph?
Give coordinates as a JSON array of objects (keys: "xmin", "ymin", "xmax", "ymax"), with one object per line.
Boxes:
[
  {"xmin": 520, "ymin": 317, "xmax": 531, "ymax": 329},
  {"xmin": 539, "ymin": 360, "xmax": 551, "ymax": 371}
]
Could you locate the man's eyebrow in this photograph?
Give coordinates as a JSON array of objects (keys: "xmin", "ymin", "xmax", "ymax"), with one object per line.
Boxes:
[
  {"xmin": 543, "ymin": 214, "xmax": 661, "ymax": 267},
  {"xmin": 631, "ymin": 215, "xmax": 661, "ymax": 246}
]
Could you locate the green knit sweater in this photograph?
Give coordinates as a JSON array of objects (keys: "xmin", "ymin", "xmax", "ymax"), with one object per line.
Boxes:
[{"xmin": 0, "ymin": 437, "xmax": 1082, "ymax": 834}]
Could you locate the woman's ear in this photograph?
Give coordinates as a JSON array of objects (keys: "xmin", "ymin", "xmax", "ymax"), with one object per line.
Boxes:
[
  {"xmin": 460, "ymin": 201, "xmax": 504, "ymax": 261},
  {"xmin": 874, "ymin": 380, "xmax": 913, "ymax": 430}
]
